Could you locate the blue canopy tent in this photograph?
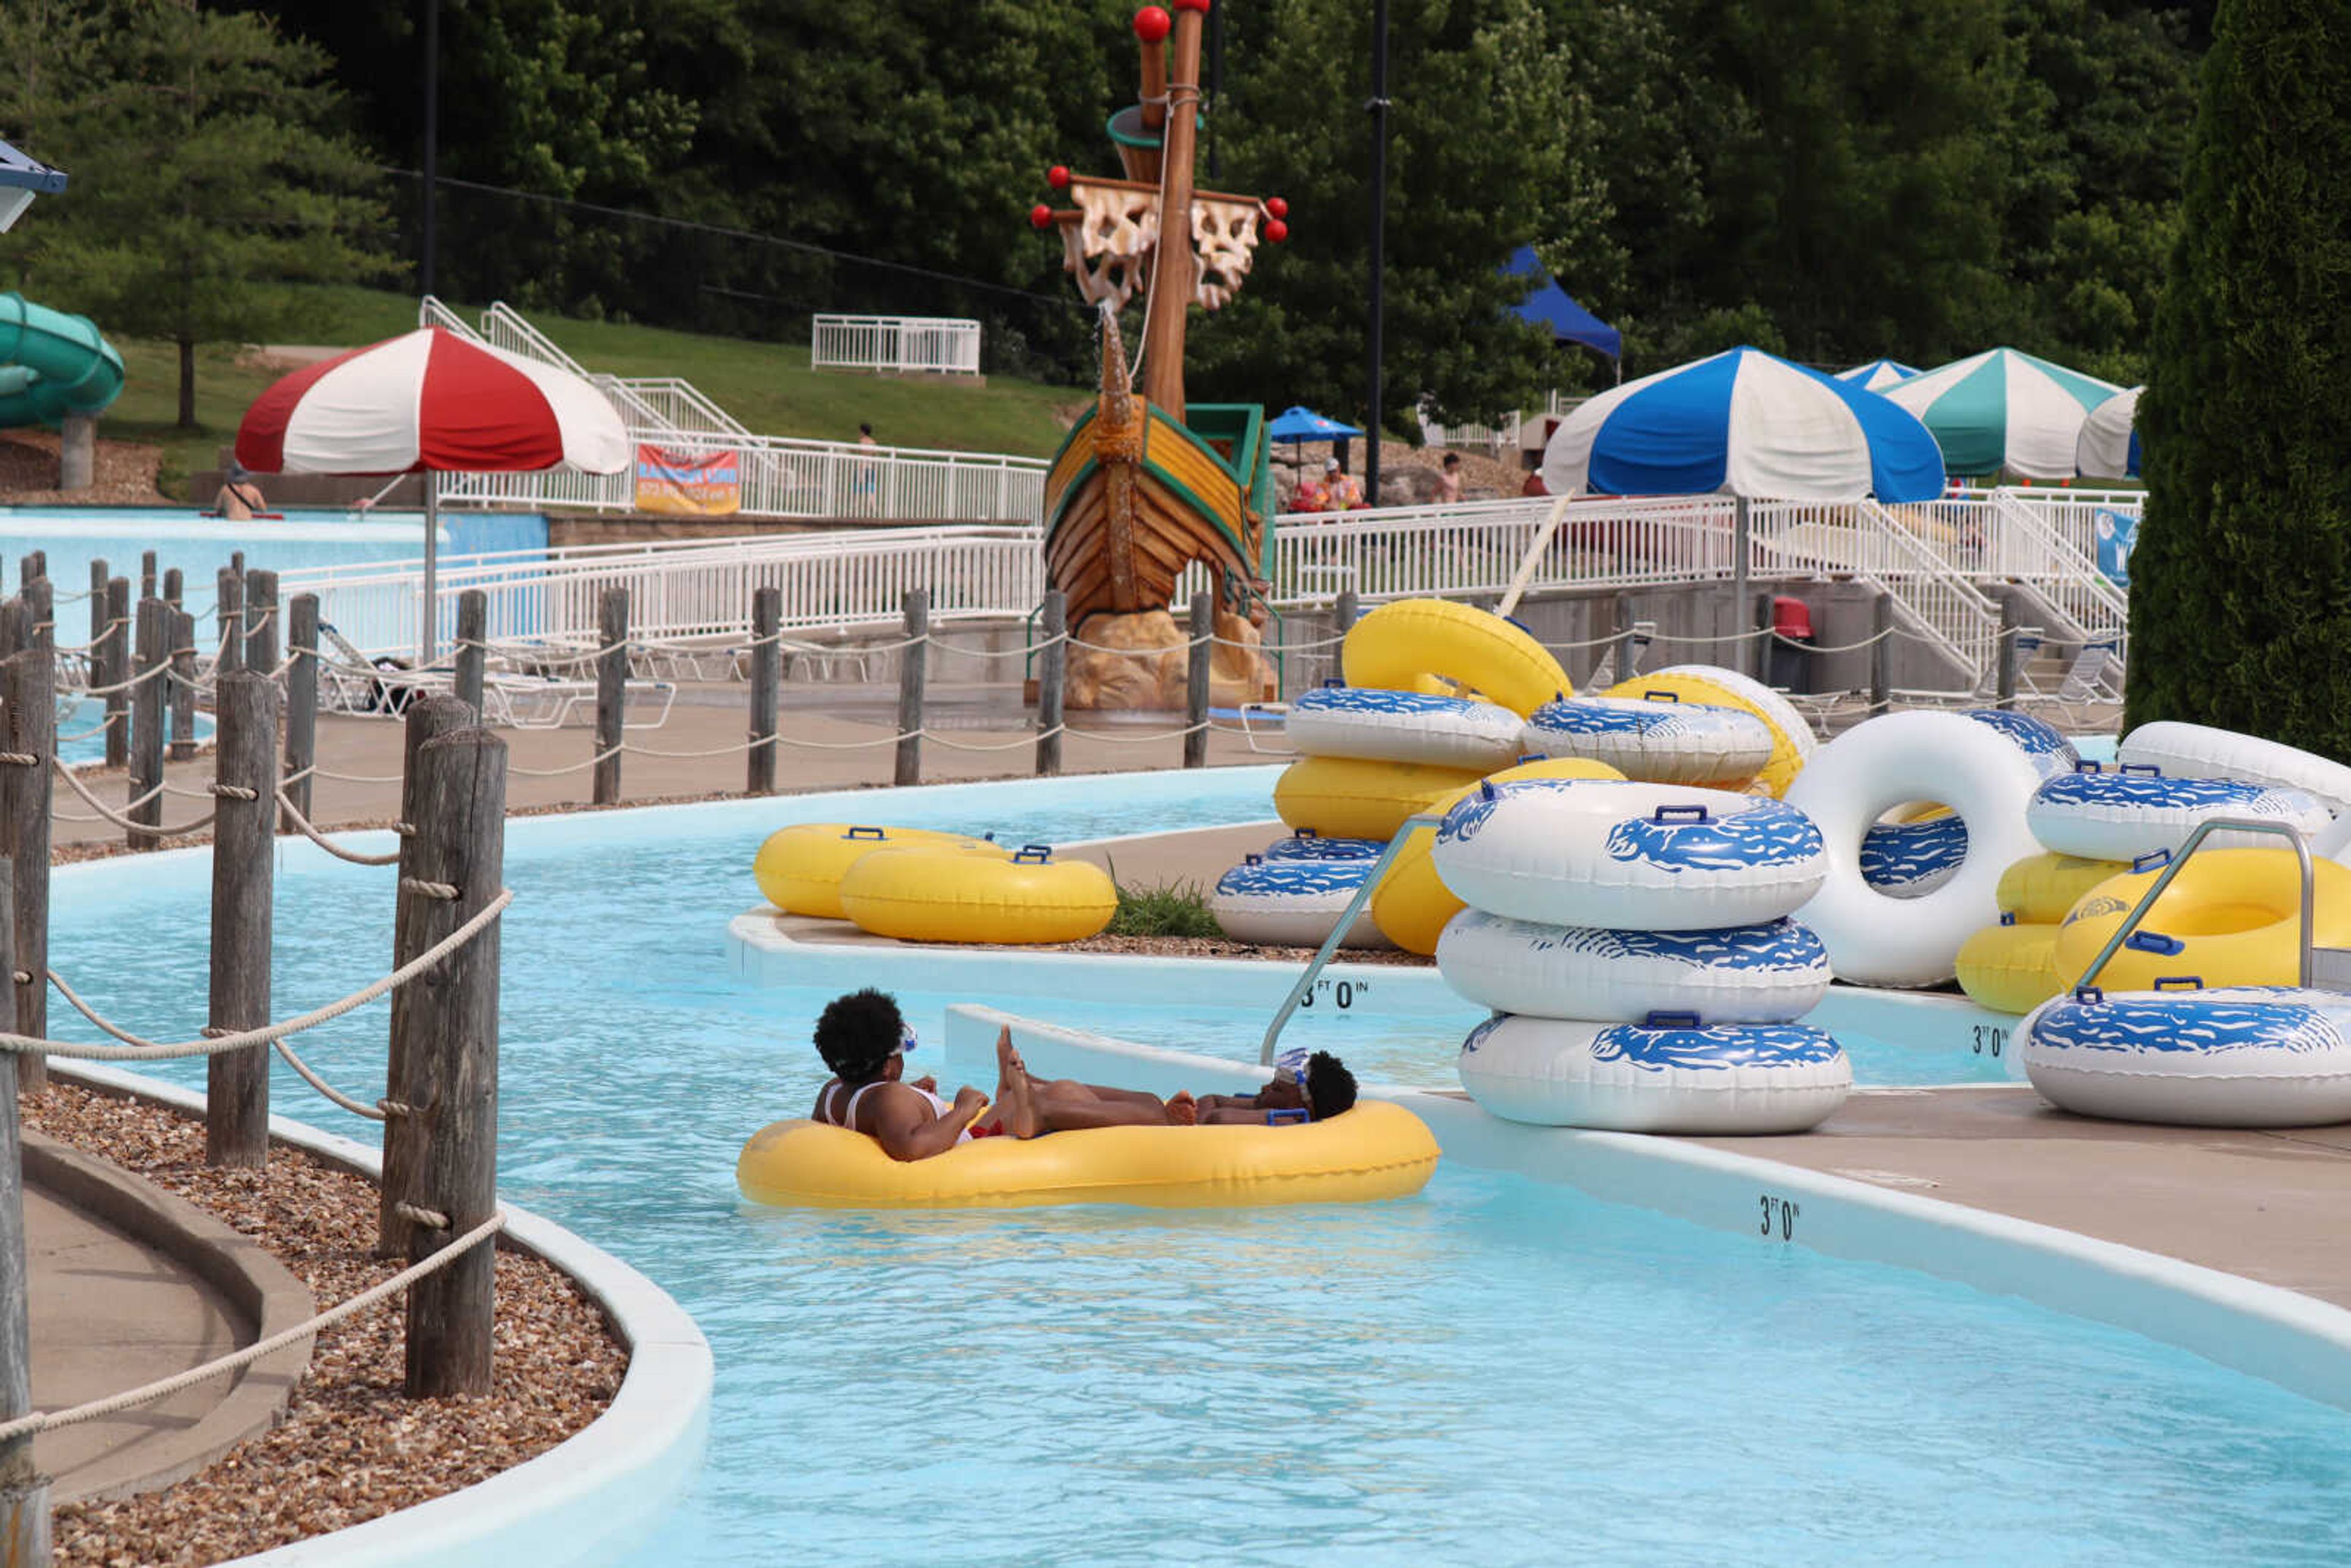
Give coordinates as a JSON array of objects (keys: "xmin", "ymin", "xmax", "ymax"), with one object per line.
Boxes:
[
  {"xmin": 1266, "ymin": 406, "xmax": 1364, "ymax": 443},
  {"xmin": 1505, "ymin": 246, "xmax": 1622, "ymax": 378}
]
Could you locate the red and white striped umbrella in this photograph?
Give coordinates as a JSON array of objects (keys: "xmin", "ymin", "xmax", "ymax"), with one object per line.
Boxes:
[{"xmin": 234, "ymin": 326, "xmax": 628, "ymax": 476}]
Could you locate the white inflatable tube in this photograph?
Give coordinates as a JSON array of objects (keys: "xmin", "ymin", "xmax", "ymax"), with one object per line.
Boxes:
[
  {"xmin": 2019, "ymin": 986, "xmax": 2351, "ymax": 1128},
  {"xmin": 1961, "ymin": 707, "xmax": 2079, "ymax": 781},
  {"xmin": 1261, "ymin": 831, "xmax": 1387, "ymax": 863},
  {"xmin": 1859, "ymin": 814, "xmax": 1968, "ymax": 899},
  {"xmin": 2120, "ymin": 721, "xmax": 2351, "ymax": 815},
  {"xmin": 1786, "ymin": 710, "xmax": 2046, "ymax": 988},
  {"xmin": 1431, "ymin": 779, "xmax": 1826, "ymax": 931},
  {"xmin": 1435, "ymin": 910, "xmax": 1831, "ymax": 1024},
  {"xmin": 1458, "ymin": 1013, "xmax": 1851, "ymax": 1133},
  {"xmin": 1518, "ymin": 694, "xmax": 1773, "ymax": 786},
  {"xmin": 1283, "ymin": 686, "xmax": 1526, "ymax": 769},
  {"xmin": 2027, "ymin": 767, "xmax": 2328, "ymax": 861},
  {"xmin": 1209, "ymin": 858, "xmax": 1390, "ymax": 950}
]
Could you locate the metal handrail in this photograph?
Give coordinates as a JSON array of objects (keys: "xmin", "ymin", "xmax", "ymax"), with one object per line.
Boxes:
[
  {"xmin": 2071, "ymin": 817, "xmax": 2314, "ymax": 994},
  {"xmin": 1260, "ymin": 812, "xmax": 1442, "ymax": 1065}
]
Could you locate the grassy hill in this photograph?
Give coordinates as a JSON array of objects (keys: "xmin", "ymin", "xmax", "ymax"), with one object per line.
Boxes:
[{"xmin": 83, "ymin": 285, "xmax": 1086, "ymax": 501}]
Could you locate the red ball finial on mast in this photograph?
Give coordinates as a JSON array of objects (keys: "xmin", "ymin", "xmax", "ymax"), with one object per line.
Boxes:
[
  {"xmin": 1265, "ymin": 219, "xmax": 1289, "ymax": 243},
  {"xmin": 1171, "ymin": 0, "xmax": 1210, "ymax": 13},
  {"xmin": 1047, "ymin": 165, "xmax": 1071, "ymax": 190},
  {"xmin": 1029, "ymin": 204, "xmax": 1055, "ymax": 229},
  {"xmin": 1265, "ymin": 197, "xmax": 1289, "ymax": 219},
  {"xmin": 1133, "ymin": 6, "xmax": 1172, "ymax": 40}
]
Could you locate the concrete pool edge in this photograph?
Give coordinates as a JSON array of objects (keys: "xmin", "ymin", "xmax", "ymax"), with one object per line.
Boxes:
[
  {"xmin": 50, "ymin": 1062, "xmax": 713, "ymax": 1568},
  {"xmin": 945, "ymin": 1005, "xmax": 2351, "ymax": 1417}
]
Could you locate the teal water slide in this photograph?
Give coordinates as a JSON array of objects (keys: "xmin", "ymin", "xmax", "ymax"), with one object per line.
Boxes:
[{"xmin": 0, "ymin": 291, "xmax": 123, "ymax": 428}]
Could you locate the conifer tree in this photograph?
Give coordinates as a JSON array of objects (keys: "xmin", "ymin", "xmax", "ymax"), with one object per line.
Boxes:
[{"xmin": 2124, "ymin": 0, "xmax": 2351, "ymax": 752}]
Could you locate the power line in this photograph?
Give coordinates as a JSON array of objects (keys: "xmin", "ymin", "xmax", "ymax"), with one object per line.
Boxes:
[{"xmin": 380, "ymin": 167, "xmax": 1085, "ymax": 311}]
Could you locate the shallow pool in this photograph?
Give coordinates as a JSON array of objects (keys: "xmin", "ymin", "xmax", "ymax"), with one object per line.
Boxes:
[{"xmin": 41, "ymin": 768, "xmax": 2351, "ymax": 1564}]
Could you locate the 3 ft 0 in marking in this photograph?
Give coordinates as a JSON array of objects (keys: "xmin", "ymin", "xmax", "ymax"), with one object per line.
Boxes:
[
  {"xmin": 1759, "ymin": 1195, "xmax": 1800, "ymax": 1241},
  {"xmin": 1295, "ymin": 978, "xmax": 1366, "ymax": 1011},
  {"xmin": 1971, "ymin": 1024, "xmax": 2008, "ymax": 1057}
]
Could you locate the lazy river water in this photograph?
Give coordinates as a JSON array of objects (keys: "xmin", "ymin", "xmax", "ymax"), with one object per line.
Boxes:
[{"xmin": 40, "ymin": 767, "xmax": 2351, "ymax": 1564}]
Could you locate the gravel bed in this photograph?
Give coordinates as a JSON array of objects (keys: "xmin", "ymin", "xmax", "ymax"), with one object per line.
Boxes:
[{"xmin": 23, "ymin": 1082, "xmax": 628, "ymax": 1566}]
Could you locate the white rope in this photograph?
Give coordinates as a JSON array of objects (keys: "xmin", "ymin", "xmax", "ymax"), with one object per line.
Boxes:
[
  {"xmin": 0, "ymin": 1209, "xmax": 505, "ymax": 1441},
  {"xmin": 70, "ymin": 658, "xmax": 172, "ymax": 699},
  {"xmin": 25, "ymin": 888, "xmax": 512, "ymax": 1060},
  {"xmin": 52, "ymin": 759, "xmax": 216, "ymax": 836},
  {"xmin": 1212, "ymin": 629, "xmax": 1347, "ymax": 652},
  {"xmin": 621, "ymin": 737, "xmax": 763, "ymax": 761},
  {"xmin": 271, "ymin": 1034, "xmax": 389, "ymax": 1120},
  {"xmin": 310, "ymin": 766, "xmax": 405, "ymax": 784},
  {"xmin": 506, "ymin": 744, "xmax": 623, "ymax": 778},
  {"xmin": 1073, "ymin": 719, "xmax": 1212, "ymax": 745},
  {"xmin": 778, "ymin": 729, "xmax": 921, "ymax": 751},
  {"xmin": 275, "ymin": 789, "xmax": 402, "ymax": 866},
  {"xmin": 922, "ymin": 725, "xmax": 1063, "ymax": 753},
  {"xmin": 1066, "ymin": 632, "xmax": 1212, "ymax": 656},
  {"xmin": 51, "ymin": 715, "xmax": 115, "ymax": 743}
]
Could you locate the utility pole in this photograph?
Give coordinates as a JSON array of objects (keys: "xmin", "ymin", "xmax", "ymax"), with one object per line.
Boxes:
[
  {"xmin": 421, "ymin": 0, "xmax": 440, "ymax": 297},
  {"xmin": 1364, "ymin": 0, "xmax": 1392, "ymax": 509}
]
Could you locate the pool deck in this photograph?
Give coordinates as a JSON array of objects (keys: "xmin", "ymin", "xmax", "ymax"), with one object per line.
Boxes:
[{"xmin": 1682, "ymin": 1087, "xmax": 2351, "ymax": 1311}]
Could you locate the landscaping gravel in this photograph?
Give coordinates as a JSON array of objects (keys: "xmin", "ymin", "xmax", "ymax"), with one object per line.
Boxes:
[{"xmin": 23, "ymin": 1082, "xmax": 628, "ymax": 1566}]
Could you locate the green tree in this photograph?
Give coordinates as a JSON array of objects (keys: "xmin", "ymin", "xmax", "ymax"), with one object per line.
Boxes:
[
  {"xmin": 1183, "ymin": 0, "xmax": 1614, "ymax": 429},
  {"xmin": 2124, "ymin": 0, "xmax": 2351, "ymax": 751},
  {"xmin": 3, "ymin": 1, "xmax": 391, "ymax": 426}
]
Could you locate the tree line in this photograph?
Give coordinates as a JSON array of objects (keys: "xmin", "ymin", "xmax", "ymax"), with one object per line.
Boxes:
[{"xmin": 2, "ymin": 0, "xmax": 2207, "ymax": 432}]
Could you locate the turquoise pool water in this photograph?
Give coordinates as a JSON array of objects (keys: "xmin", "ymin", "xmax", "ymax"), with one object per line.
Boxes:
[
  {"xmin": 55, "ymin": 695, "xmax": 211, "ymax": 768},
  {"xmin": 40, "ymin": 768, "xmax": 2351, "ymax": 1564}
]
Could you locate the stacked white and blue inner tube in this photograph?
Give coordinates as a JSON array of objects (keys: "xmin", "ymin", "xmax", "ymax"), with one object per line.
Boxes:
[
  {"xmin": 1860, "ymin": 710, "xmax": 2077, "ymax": 899},
  {"xmin": 1518, "ymin": 691, "xmax": 1771, "ymax": 787},
  {"xmin": 1210, "ymin": 831, "xmax": 1392, "ymax": 949},
  {"xmin": 2019, "ymin": 984, "xmax": 2351, "ymax": 1128},
  {"xmin": 2026, "ymin": 760, "xmax": 2329, "ymax": 861},
  {"xmin": 1431, "ymin": 776, "xmax": 1851, "ymax": 1133}
]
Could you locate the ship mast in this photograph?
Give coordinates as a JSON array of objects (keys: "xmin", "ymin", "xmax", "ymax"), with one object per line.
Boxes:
[{"xmin": 1139, "ymin": 0, "xmax": 1209, "ymax": 422}]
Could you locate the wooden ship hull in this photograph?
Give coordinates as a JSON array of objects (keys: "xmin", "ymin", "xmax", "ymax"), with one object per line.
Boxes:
[{"xmin": 1043, "ymin": 397, "xmax": 1275, "ymax": 626}]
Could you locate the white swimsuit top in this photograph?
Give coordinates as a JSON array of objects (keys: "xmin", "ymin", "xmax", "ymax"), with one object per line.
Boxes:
[{"xmin": 819, "ymin": 1079, "xmax": 972, "ymax": 1144}]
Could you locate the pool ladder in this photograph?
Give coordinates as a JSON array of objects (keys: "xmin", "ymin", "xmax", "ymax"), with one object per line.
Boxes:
[
  {"xmin": 1260, "ymin": 812, "xmax": 1444, "ymax": 1066},
  {"xmin": 2071, "ymin": 816, "xmax": 2351, "ymax": 997}
]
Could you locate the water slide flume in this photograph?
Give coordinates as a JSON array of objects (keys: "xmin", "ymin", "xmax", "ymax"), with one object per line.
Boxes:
[{"xmin": 0, "ymin": 293, "xmax": 124, "ymax": 427}]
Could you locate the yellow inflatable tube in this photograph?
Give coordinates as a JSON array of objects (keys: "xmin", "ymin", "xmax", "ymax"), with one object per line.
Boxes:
[
  {"xmin": 754, "ymin": 823, "xmax": 1002, "ymax": 919},
  {"xmin": 839, "ymin": 845, "xmax": 1117, "ymax": 945},
  {"xmin": 1273, "ymin": 756, "xmax": 1488, "ymax": 840},
  {"xmin": 1341, "ymin": 598, "xmax": 1570, "ymax": 718},
  {"xmin": 736, "ymin": 1100, "xmax": 1439, "ymax": 1209},
  {"xmin": 1955, "ymin": 919, "xmax": 2064, "ymax": 1015},
  {"xmin": 1996, "ymin": 851, "xmax": 2129, "ymax": 925},
  {"xmin": 2053, "ymin": 848, "xmax": 2351, "ymax": 992},
  {"xmin": 1370, "ymin": 756, "xmax": 1625, "ymax": 955}
]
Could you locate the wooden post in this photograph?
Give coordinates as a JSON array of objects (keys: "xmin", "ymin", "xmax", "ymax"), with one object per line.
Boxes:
[
  {"xmin": 206, "ymin": 672, "xmax": 279, "ymax": 1169},
  {"xmin": 128, "ymin": 599, "xmax": 169, "ymax": 851},
  {"xmin": 215, "ymin": 568, "xmax": 244, "ymax": 677},
  {"xmin": 1184, "ymin": 590, "xmax": 1213, "ymax": 768},
  {"xmin": 1614, "ymin": 594, "xmax": 1640, "ymax": 691},
  {"xmin": 85, "ymin": 560, "xmax": 106, "ymax": 672},
  {"xmin": 244, "ymin": 568, "xmax": 279, "ymax": 678},
  {"xmin": 1332, "ymin": 585, "xmax": 1359, "ymax": 692},
  {"xmin": 283, "ymin": 595, "xmax": 320, "ymax": 831},
  {"xmin": 1869, "ymin": 591, "xmax": 1894, "ymax": 716},
  {"xmin": 592, "ymin": 588, "xmax": 628, "ymax": 806},
  {"xmin": 399, "ymin": 725, "xmax": 508, "ymax": 1397},
  {"xmin": 378, "ymin": 696, "xmax": 476, "ymax": 1259},
  {"xmin": 1, "ymin": 648, "xmax": 53, "ymax": 1095},
  {"xmin": 0, "ymin": 607, "xmax": 14, "ymax": 663},
  {"xmin": 453, "ymin": 590, "xmax": 487, "ymax": 718},
  {"xmin": 894, "ymin": 590, "xmax": 928, "ymax": 787},
  {"xmin": 1750, "ymin": 590, "xmax": 1774, "ymax": 683},
  {"xmin": 1035, "ymin": 590, "xmax": 1065, "ymax": 778},
  {"xmin": 746, "ymin": 587, "xmax": 780, "ymax": 795},
  {"xmin": 13, "ymin": 555, "xmax": 38, "ymax": 591},
  {"xmin": 19, "ymin": 580, "xmax": 48, "ymax": 658},
  {"xmin": 162, "ymin": 568, "xmax": 182, "ymax": 610},
  {"xmin": 0, "ymin": 867, "xmax": 51, "ymax": 1563},
  {"xmin": 230, "ymin": 550, "xmax": 245, "ymax": 577},
  {"xmin": 1996, "ymin": 590, "xmax": 2022, "ymax": 711},
  {"xmin": 140, "ymin": 551, "xmax": 157, "ymax": 602},
  {"xmin": 102, "ymin": 577, "xmax": 129, "ymax": 771},
  {"xmin": 168, "ymin": 608, "xmax": 198, "ymax": 762}
]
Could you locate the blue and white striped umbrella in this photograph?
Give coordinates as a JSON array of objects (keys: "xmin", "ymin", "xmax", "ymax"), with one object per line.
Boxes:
[
  {"xmin": 1541, "ymin": 346, "xmax": 1947, "ymax": 503},
  {"xmin": 1835, "ymin": 359, "xmax": 1921, "ymax": 392}
]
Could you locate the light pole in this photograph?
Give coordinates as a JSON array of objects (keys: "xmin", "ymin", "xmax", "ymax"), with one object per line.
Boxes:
[
  {"xmin": 1364, "ymin": 0, "xmax": 1392, "ymax": 508},
  {"xmin": 421, "ymin": 0, "xmax": 440, "ymax": 297}
]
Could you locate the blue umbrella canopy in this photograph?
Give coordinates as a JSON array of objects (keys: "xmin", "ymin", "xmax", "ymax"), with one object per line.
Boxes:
[
  {"xmin": 1267, "ymin": 405, "xmax": 1364, "ymax": 443},
  {"xmin": 1504, "ymin": 246, "xmax": 1622, "ymax": 363},
  {"xmin": 1542, "ymin": 347, "xmax": 1947, "ymax": 503}
]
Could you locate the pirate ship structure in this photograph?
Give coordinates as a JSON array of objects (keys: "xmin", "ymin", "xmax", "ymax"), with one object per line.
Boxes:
[{"xmin": 1030, "ymin": 0, "xmax": 1286, "ymax": 708}]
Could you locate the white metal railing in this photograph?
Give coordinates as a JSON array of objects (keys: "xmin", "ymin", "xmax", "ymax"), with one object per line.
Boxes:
[
  {"xmin": 811, "ymin": 315, "xmax": 983, "ymax": 377},
  {"xmin": 416, "ymin": 298, "xmax": 1040, "ymax": 523},
  {"xmin": 1987, "ymin": 490, "xmax": 2129, "ymax": 645},
  {"xmin": 1417, "ymin": 408, "xmax": 1523, "ymax": 459},
  {"xmin": 280, "ymin": 525, "xmax": 1045, "ymax": 659},
  {"xmin": 1746, "ymin": 497, "xmax": 2003, "ymax": 683}
]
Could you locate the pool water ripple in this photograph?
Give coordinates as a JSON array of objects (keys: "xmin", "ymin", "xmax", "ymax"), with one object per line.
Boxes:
[{"xmin": 39, "ymin": 771, "xmax": 2351, "ymax": 1565}]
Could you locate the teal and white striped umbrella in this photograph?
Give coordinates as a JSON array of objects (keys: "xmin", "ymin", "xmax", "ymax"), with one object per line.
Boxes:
[
  {"xmin": 1882, "ymin": 348, "xmax": 2123, "ymax": 479},
  {"xmin": 1835, "ymin": 359, "xmax": 1919, "ymax": 393}
]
